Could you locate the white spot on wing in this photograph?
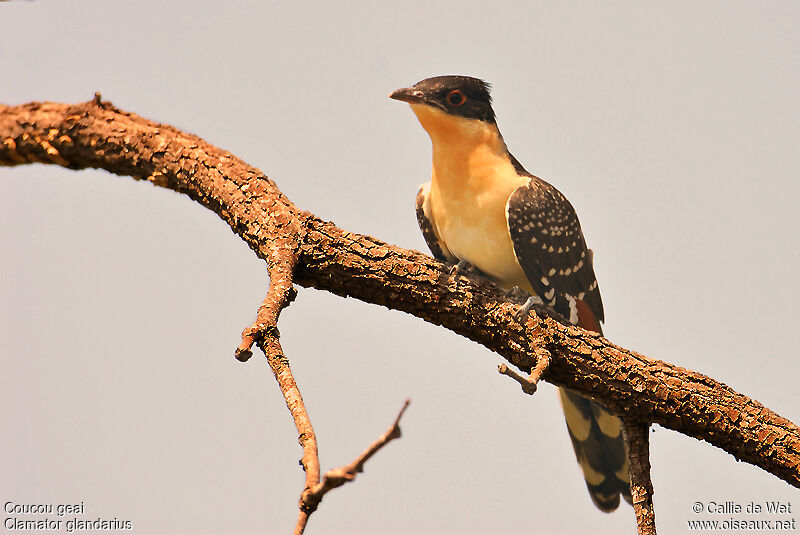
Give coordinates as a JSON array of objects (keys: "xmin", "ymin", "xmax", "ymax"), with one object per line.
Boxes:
[{"xmin": 567, "ymin": 296, "xmax": 578, "ymax": 324}]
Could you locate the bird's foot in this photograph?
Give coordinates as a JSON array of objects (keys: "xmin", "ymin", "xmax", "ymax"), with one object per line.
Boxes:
[
  {"xmin": 514, "ymin": 294, "xmax": 543, "ymax": 323},
  {"xmin": 505, "ymin": 285, "xmax": 530, "ymax": 302},
  {"xmin": 448, "ymin": 258, "xmax": 474, "ymax": 279}
]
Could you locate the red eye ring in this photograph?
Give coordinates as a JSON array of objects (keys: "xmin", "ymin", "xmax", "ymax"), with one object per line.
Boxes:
[{"xmin": 446, "ymin": 90, "xmax": 466, "ymax": 107}]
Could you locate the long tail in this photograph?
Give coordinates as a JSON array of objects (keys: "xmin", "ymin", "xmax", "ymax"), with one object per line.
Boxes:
[
  {"xmin": 559, "ymin": 389, "xmax": 632, "ymax": 511},
  {"xmin": 560, "ymin": 299, "xmax": 632, "ymax": 511}
]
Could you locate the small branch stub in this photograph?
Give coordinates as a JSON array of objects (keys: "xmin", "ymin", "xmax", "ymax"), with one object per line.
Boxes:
[
  {"xmin": 498, "ymin": 347, "xmax": 552, "ymax": 395},
  {"xmin": 237, "ymin": 266, "xmax": 298, "ymax": 361}
]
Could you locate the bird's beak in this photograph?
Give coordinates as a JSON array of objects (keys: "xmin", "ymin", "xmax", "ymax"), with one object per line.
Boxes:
[{"xmin": 390, "ymin": 86, "xmax": 425, "ymax": 104}]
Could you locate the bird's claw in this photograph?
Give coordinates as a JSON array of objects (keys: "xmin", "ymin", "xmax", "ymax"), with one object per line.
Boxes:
[
  {"xmin": 505, "ymin": 285, "xmax": 530, "ymax": 301},
  {"xmin": 448, "ymin": 258, "xmax": 473, "ymax": 278},
  {"xmin": 514, "ymin": 295, "xmax": 543, "ymax": 323}
]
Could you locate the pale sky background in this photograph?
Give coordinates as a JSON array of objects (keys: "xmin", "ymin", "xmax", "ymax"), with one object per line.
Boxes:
[{"xmin": 2, "ymin": 2, "xmax": 799, "ymax": 534}]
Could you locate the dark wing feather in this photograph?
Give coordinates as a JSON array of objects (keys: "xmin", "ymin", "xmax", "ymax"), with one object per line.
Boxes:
[
  {"xmin": 506, "ymin": 178, "xmax": 604, "ymax": 323},
  {"xmin": 416, "ymin": 184, "xmax": 455, "ymax": 263},
  {"xmin": 509, "ymin": 178, "xmax": 627, "ymax": 512}
]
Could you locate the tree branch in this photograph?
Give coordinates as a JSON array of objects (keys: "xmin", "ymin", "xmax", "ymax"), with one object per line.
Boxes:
[
  {"xmin": 2, "ymin": 98, "xmax": 798, "ymax": 507},
  {"xmin": 623, "ymin": 420, "xmax": 657, "ymax": 534},
  {"xmin": 302, "ymin": 400, "xmax": 410, "ymax": 515}
]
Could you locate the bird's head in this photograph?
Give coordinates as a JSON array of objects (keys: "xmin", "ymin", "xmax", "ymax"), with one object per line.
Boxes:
[{"xmin": 390, "ymin": 75, "xmax": 496, "ymax": 124}]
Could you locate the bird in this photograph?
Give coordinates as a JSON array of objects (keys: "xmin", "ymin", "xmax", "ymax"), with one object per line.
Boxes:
[{"xmin": 390, "ymin": 75, "xmax": 631, "ymax": 511}]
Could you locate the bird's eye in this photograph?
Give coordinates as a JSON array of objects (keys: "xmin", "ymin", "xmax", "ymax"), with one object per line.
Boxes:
[{"xmin": 446, "ymin": 90, "xmax": 466, "ymax": 107}]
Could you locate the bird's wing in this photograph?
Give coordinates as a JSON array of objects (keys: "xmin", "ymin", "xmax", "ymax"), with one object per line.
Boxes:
[
  {"xmin": 416, "ymin": 183, "xmax": 456, "ymax": 263},
  {"xmin": 505, "ymin": 178, "xmax": 604, "ymax": 324},
  {"xmin": 508, "ymin": 179, "xmax": 629, "ymax": 511}
]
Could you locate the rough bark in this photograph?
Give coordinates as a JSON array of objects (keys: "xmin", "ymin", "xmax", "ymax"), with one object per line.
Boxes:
[
  {"xmin": 2, "ymin": 98, "xmax": 798, "ymax": 494},
  {"xmin": 624, "ymin": 421, "xmax": 657, "ymax": 534}
]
